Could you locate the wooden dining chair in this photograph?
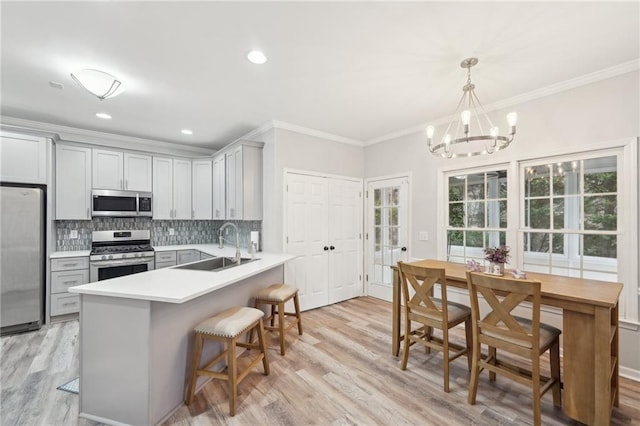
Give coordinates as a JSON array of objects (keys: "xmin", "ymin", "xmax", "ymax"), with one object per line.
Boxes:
[
  {"xmin": 465, "ymin": 271, "xmax": 562, "ymax": 426},
  {"xmin": 398, "ymin": 261, "xmax": 472, "ymax": 392}
]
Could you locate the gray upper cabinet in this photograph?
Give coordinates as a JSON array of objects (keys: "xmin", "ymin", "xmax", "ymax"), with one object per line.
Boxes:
[
  {"xmin": 93, "ymin": 149, "xmax": 152, "ymax": 192},
  {"xmin": 55, "ymin": 143, "xmax": 92, "ymax": 220},
  {"xmin": 0, "ymin": 131, "xmax": 47, "ymax": 184},
  {"xmin": 225, "ymin": 141, "xmax": 263, "ymax": 220}
]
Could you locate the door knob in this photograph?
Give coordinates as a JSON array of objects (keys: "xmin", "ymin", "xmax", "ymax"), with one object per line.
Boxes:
[
  {"xmin": 324, "ymin": 246, "xmax": 329, "ymax": 251},
  {"xmin": 330, "ymin": 245, "xmax": 335, "ymax": 250},
  {"xmin": 401, "ymin": 247, "xmax": 407, "ymax": 251}
]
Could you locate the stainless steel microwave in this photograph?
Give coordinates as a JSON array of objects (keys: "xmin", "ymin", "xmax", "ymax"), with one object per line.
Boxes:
[{"xmin": 91, "ymin": 190, "xmax": 152, "ymax": 217}]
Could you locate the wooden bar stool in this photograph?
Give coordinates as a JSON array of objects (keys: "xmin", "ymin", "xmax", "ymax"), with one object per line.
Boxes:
[
  {"xmin": 251, "ymin": 284, "xmax": 303, "ymax": 355},
  {"xmin": 185, "ymin": 306, "xmax": 269, "ymax": 416}
]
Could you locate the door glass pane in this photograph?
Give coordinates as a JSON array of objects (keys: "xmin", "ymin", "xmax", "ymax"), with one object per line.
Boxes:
[
  {"xmin": 374, "ymin": 189, "xmax": 382, "ymax": 207},
  {"xmin": 374, "ymin": 227, "xmax": 381, "ymax": 245}
]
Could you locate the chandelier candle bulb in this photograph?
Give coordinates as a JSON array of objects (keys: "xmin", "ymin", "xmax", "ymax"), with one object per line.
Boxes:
[{"xmin": 426, "ymin": 57, "xmax": 518, "ymax": 158}]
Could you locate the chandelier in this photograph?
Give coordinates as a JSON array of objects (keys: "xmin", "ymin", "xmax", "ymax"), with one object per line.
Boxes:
[{"xmin": 426, "ymin": 58, "xmax": 517, "ymax": 158}]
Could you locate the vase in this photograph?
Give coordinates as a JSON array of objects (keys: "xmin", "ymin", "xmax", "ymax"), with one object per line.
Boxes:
[{"xmin": 489, "ymin": 262, "xmax": 505, "ymax": 276}]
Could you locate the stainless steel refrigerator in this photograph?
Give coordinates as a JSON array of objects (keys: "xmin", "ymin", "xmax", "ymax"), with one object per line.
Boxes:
[{"xmin": 1, "ymin": 184, "xmax": 45, "ymax": 335}]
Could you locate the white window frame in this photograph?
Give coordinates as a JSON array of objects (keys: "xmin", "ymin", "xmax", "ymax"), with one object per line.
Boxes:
[{"xmin": 437, "ymin": 138, "xmax": 638, "ymax": 323}]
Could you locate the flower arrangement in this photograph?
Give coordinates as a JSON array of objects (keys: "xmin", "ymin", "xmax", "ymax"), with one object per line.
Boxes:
[{"xmin": 484, "ymin": 245, "xmax": 510, "ymax": 264}]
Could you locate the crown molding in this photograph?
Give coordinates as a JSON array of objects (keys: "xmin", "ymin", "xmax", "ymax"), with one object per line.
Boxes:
[
  {"xmin": 365, "ymin": 59, "xmax": 640, "ymax": 146},
  {"xmin": 0, "ymin": 116, "xmax": 216, "ymax": 157},
  {"xmin": 237, "ymin": 119, "xmax": 365, "ymax": 147}
]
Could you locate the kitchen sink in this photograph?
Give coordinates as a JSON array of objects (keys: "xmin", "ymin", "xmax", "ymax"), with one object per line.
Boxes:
[{"xmin": 175, "ymin": 256, "xmax": 257, "ymax": 272}]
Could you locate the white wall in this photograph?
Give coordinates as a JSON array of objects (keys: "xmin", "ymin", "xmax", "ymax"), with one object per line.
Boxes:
[
  {"xmin": 364, "ymin": 70, "xmax": 640, "ymax": 376},
  {"xmin": 257, "ymin": 127, "xmax": 365, "ymax": 253}
]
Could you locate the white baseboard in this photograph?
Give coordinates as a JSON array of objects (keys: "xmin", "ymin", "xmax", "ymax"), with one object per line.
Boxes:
[{"xmin": 620, "ymin": 366, "xmax": 640, "ymax": 382}]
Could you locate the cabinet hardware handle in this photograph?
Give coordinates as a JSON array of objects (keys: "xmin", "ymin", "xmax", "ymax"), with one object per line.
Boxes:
[
  {"xmin": 63, "ymin": 281, "xmax": 76, "ymax": 285},
  {"xmin": 324, "ymin": 246, "xmax": 329, "ymax": 251},
  {"xmin": 125, "ymin": 179, "xmax": 128, "ymax": 190},
  {"xmin": 62, "ymin": 263, "xmax": 76, "ymax": 267},
  {"xmin": 401, "ymin": 247, "xmax": 407, "ymax": 252},
  {"xmin": 330, "ymin": 245, "xmax": 335, "ymax": 250},
  {"xmin": 120, "ymin": 179, "xmax": 123, "ymax": 189},
  {"xmin": 87, "ymin": 208, "xmax": 90, "ymax": 218},
  {"xmin": 62, "ymin": 302, "xmax": 77, "ymax": 307},
  {"xmin": 192, "ymin": 210, "xmax": 195, "ymax": 219}
]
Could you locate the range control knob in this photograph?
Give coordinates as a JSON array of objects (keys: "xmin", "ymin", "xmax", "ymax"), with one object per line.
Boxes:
[
  {"xmin": 108, "ymin": 255, "xmax": 114, "ymax": 260},
  {"xmin": 101, "ymin": 255, "xmax": 107, "ymax": 260}
]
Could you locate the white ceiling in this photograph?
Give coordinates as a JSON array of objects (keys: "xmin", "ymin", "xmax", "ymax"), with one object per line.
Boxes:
[{"xmin": 1, "ymin": 2, "xmax": 638, "ymax": 151}]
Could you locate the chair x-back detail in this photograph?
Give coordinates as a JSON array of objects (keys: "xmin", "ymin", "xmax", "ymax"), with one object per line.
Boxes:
[
  {"xmin": 398, "ymin": 262, "xmax": 472, "ymax": 392},
  {"xmin": 466, "ymin": 271, "xmax": 562, "ymax": 426}
]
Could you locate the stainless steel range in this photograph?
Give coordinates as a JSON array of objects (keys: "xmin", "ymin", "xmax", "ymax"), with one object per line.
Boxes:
[{"xmin": 90, "ymin": 230, "xmax": 155, "ymax": 282}]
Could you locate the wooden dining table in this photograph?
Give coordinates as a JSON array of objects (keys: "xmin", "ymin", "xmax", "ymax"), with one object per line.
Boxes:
[{"xmin": 391, "ymin": 259, "xmax": 623, "ymax": 426}]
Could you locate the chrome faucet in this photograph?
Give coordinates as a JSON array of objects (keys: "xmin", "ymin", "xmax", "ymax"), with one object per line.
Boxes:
[{"xmin": 218, "ymin": 222, "xmax": 241, "ymax": 264}]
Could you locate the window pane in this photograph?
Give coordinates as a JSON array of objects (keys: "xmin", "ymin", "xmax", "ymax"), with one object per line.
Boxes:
[
  {"xmin": 447, "ymin": 230, "xmax": 463, "ymax": 246},
  {"xmin": 552, "ymin": 169, "xmax": 566, "ymax": 195},
  {"xmin": 449, "ymin": 176, "xmax": 464, "ymax": 201},
  {"xmin": 584, "ymin": 234, "xmax": 617, "ymax": 259},
  {"xmin": 465, "ymin": 231, "xmax": 483, "ymax": 248},
  {"xmin": 449, "ymin": 203, "xmax": 464, "ymax": 227},
  {"xmin": 529, "ymin": 199, "xmax": 550, "ymax": 229},
  {"xmin": 584, "ymin": 195, "xmax": 617, "ymax": 230},
  {"xmin": 374, "ymin": 227, "xmax": 381, "ymax": 244},
  {"xmin": 524, "ymin": 232, "xmax": 550, "ymax": 253},
  {"xmin": 553, "ymin": 198, "xmax": 564, "ymax": 229},
  {"xmin": 487, "ymin": 200, "xmax": 506, "ymax": 228},
  {"xmin": 467, "ymin": 201, "xmax": 485, "ymax": 228},
  {"xmin": 584, "ymin": 156, "xmax": 617, "ymax": 194},
  {"xmin": 498, "ymin": 171, "xmax": 508, "ymax": 198},
  {"xmin": 552, "ymin": 233, "xmax": 564, "ymax": 254},
  {"xmin": 467, "ymin": 173, "xmax": 485, "ymax": 200},
  {"xmin": 526, "ymin": 165, "xmax": 550, "ymax": 197},
  {"xmin": 374, "ymin": 208, "xmax": 381, "ymax": 225}
]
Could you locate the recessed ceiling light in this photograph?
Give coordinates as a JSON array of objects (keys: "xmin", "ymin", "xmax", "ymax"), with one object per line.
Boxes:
[
  {"xmin": 96, "ymin": 112, "xmax": 112, "ymax": 120},
  {"xmin": 181, "ymin": 129, "xmax": 193, "ymax": 135},
  {"xmin": 247, "ymin": 50, "xmax": 267, "ymax": 65}
]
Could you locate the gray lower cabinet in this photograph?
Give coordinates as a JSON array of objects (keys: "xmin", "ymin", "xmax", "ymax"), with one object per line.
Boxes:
[
  {"xmin": 50, "ymin": 257, "xmax": 89, "ymax": 316},
  {"xmin": 155, "ymin": 251, "xmax": 177, "ymax": 269}
]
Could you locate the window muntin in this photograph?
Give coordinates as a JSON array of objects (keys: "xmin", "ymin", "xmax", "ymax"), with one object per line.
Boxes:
[
  {"xmin": 446, "ymin": 170, "xmax": 508, "ymax": 264},
  {"xmin": 522, "ymin": 155, "xmax": 618, "ymax": 281}
]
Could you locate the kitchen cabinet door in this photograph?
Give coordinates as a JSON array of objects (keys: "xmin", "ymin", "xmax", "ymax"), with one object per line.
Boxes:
[
  {"xmin": 192, "ymin": 160, "xmax": 212, "ymax": 219},
  {"xmin": 225, "ymin": 143, "xmax": 262, "ymax": 220},
  {"xmin": 0, "ymin": 131, "xmax": 47, "ymax": 184},
  {"xmin": 173, "ymin": 159, "xmax": 192, "ymax": 219},
  {"xmin": 56, "ymin": 144, "xmax": 92, "ymax": 220},
  {"xmin": 124, "ymin": 153, "xmax": 152, "ymax": 192},
  {"xmin": 212, "ymin": 154, "xmax": 226, "ymax": 220},
  {"xmin": 92, "ymin": 149, "xmax": 123, "ymax": 190},
  {"xmin": 152, "ymin": 157, "xmax": 173, "ymax": 219}
]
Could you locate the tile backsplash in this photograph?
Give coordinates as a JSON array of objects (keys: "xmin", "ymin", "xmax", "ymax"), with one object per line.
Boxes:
[{"xmin": 55, "ymin": 218, "xmax": 262, "ymax": 251}]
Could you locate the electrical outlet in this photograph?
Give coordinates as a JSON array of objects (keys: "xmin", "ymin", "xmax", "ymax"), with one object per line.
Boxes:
[
  {"xmin": 169, "ymin": 228, "xmax": 175, "ymax": 236},
  {"xmin": 419, "ymin": 231, "xmax": 429, "ymax": 241},
  {"xmin": 69, "ymin": 230, "xmax": 78, "ymax": 239}
]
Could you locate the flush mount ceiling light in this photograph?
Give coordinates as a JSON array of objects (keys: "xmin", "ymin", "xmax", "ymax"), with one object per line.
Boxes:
[
  {"xmin": 95, "ymin": 112, "xmax": 112, "ymax": 120},
  {"xmin": 426, "ymin": 58, "xmax": 517, "ymax": 159},
  {"xmin": 181, "ymin": 129, "xmax": 193, "ymax": 135},
  {"xmin": 247, "ymin": 50, "xmax": 267, "ymax": 65},
  {"xmin": 70, "ymin": 69, "xmax": 123, "ymax": 100}
]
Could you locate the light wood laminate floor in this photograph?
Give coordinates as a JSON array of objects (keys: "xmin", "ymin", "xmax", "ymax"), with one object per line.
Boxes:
[{"xmin": 1, "ymin": 297, "xmax": 639, "ymax": 425}]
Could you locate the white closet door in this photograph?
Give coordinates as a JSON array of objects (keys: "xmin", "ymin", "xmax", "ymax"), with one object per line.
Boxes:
[
  {"xmin": 328, "ymin": 178, "xmax": 363, "ymax": 304},
  {"xmin": 285, "ymin": 173, "xmax": 329, "ymax": 311}
]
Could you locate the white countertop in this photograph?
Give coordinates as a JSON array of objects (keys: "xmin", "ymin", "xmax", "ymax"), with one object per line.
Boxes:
[
  {"xmin": 50, "ymin": 250, "xmax": 91, "ymax": 258},
  {"xmin": 68, "ymin": 249, "xmax": 296, "ymax": 304},
  {"xmin": 50, "ymin": 243, "xmax": 241, "ymax": 259}
]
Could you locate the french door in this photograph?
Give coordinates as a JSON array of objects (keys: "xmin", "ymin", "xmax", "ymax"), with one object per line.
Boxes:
[
  {"xmin": 366, "ymin": 177, "xmax": 410, "ymax": 302},
  {"xmin": 284, "ymin": 172, "xmax": 363, "ymax": 311}
]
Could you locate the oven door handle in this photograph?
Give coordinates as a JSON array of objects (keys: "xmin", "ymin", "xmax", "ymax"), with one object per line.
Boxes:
[{"xmin": 90, "ymin": 257, "xmax": 155, "ymax": 268}]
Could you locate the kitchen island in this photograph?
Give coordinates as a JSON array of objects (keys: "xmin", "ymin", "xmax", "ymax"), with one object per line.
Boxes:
[{"xmin": 69, "ymin": 250, "xmax": 295, "ymax": 426}]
